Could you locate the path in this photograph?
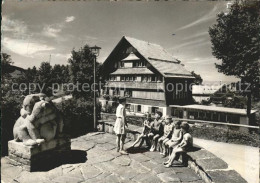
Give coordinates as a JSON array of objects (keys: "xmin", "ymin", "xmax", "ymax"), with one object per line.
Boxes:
[
  {"xmin": 1, "ymin": 132, "xmax": 204, "ymax": 183},
  {"xmin": 194, "ymin": 138, "xmax": 259, "ymax": 183}
]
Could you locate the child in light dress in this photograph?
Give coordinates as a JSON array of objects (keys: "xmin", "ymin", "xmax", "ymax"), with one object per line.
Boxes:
[
  {"xmin": 158, "ymin": 115, "xmax": 174, "ymax": 156},
  {"xmin": 130, "ymin": 113, "xmax": 152, "ymax": 148},
  {"xmin": 164, "ymin": 122, "xmax": 193, "ymax": 167},
  {"xmin": 113, "ymin": 97, "xmax": 128, "ymax": 155},
  {"xmin": 165, "ymin": 120, "xmax": 182, "ymax": 152}
]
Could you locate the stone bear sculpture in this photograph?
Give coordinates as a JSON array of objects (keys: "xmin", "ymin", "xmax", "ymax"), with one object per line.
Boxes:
[{"xmin": 13, "ymin": 93, "xmax": 64, "ymax": 146}]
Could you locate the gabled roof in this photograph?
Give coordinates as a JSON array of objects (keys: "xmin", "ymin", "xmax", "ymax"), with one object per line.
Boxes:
[
  {"xmin": 124, "ymin": 36, "xmax": 179, "ymax": 63},
  {"xmin": 104, "ymin": 36, "xmax": 194, "ymax": 78}
]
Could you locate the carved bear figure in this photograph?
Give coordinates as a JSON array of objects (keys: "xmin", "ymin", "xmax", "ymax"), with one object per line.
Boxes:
[{"xmin": 13, "ymin": 93, "xmax": 64, "ymax": 146}]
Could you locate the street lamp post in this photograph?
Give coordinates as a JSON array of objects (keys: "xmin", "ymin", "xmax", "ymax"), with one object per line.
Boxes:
[{"xmin": 90, "ymin": 45, "xmax": 101, "ymax": 131}]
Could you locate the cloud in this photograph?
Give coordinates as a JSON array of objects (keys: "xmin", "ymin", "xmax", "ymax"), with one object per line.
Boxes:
[
  {"xmin": 2, "ymin": 37, "xmax": 55, "ymax": 57},
  {"xmin": 176, "ymin": 5, "xmax": 218, "ymax": 31},
  {"xmin": 65, "ymin": 16, "xmax": 75, "ymax": 23},
  {"xmin": 2, "ymin": 16, "xmax": 29, "ymax": 38},
  {"xmin": 184, "ymin": 57, "xmax": 217, "ymax": 65},
  {"xmin": 42, "ymin": 16, "xmax": 75, "ymax": 38},
  {"xmin": 52, "ymin": 53, "xmax": 71, "ymax": 59},
  {"xmin": 169, "ymin": 38, "xmax": 209, "ymax": 50},
  {"xmin": 182, "ymin": 31, "xmax": 209, "ymax": 41},
  {"xmin": 43, "ymin": 25, "xmax": 62, "ymax": 38}
]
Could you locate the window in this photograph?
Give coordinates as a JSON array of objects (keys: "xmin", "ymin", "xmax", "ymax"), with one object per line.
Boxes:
[
  {"xmin": 151, "ymin": 107, "xmax": 159, "ymax": 114},
  {"xmin": 113, "ymin": 89, "xmax": 119, "ymax": 95},
  {"xmin": 157, "ymin": 75, "xmax": 162, "ymax": 82},
  {"xmin": 121, "ymin": 76, "xmax": 125, "ymax": 81},
  {"xmin": 137, "ymin": 105, "xmax": 142, "ymax": 112},
  {"xmin": 142, "ymin": 76, "xmax": 147, "ymax": 82},
  {"xmin": 133, "ymin": 60, "xmax": 146, "ymax": 67},
  {"xmin": 110, "ymin": 76, "xmax": 116, "ymax": 81},
  {"xmin": 141, "ymin": 61, "xmax": 146, "ymax": 67},
  {"xmin": 151, "ymin": 75, "xmax": 156, "ymax": 82},
  {"xmin": 125, "ymin": 104, "xmax": 131, "ymax": 111},
  {"xmin": 126, "ymin": 76, "xmax": 129, "ymax": 81},
  {"xmin": 125, "ymin": 90, "xmax": 132, "ymax": 97}
]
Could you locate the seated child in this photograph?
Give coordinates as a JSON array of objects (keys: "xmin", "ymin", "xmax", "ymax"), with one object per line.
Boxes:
[
  {"xmin": 164, "ymin": 122, "xmax": 193, "ymax": 167},
  {"xmin": 148, "ymin": 111, "xmax": 163, "ymax": 152},
  {"xmin": 130, "ymin": 113, "xmax": 152, "ymax": 148},
  {"xmin": 165, "ymin": 120, "xmax": 182, "ymax": 151},
  {"xmin": 158, "ymin": 115, "xmax": 174, "ymax": 156}
]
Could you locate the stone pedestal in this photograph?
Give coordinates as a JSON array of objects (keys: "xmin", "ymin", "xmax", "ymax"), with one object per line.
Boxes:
[{"xmin": 8, "ymin": 137, "xmax": 71, "ymax": 171}]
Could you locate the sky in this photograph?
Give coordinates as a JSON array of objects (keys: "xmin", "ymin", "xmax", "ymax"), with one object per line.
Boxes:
[{"xmin": 1, "ymin": 0, "xmax": 238, "ymax": 83}]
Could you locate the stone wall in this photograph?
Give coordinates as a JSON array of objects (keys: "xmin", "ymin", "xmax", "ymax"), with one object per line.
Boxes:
[
  {"xmin": 97, "ymin": 120, "xmax": 248, "ymax": 183},
  {"xmin": 101, "ymin": 113, "xmax": 259, "ymax": 147}
]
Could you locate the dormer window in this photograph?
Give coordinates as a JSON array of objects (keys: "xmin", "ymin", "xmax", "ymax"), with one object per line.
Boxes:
[
  {"xmin": 133, "ymin": 60, "xmax": 146, "ymax": 67},
  {"xmin": 151, "ymin": 75, "xmax": 157, "ymax": 82}
]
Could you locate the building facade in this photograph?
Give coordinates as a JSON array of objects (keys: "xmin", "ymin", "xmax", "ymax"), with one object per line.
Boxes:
[
  {"xmin": 99, "ymin": 36, "xmax": 194, "ymax": 116},
  {"xmin": 171, "ymin": 104, "xmax": 257, "ymax": 126}
]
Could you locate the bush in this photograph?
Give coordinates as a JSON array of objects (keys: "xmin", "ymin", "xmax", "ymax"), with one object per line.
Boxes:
[
  {"xmin": 101, "ymin": 103, "xmax": 117, "ymax": 114},
  {"xmin": 57, "ymin": 97, "xmax": 101, "ymax": 138},
  {"xmin": 190, "ymin": 124, "xmax": 259, "ymax": 147},
  {"xmin": 1, "ymin": 92, "xmax": 24, "ymax": 156}
]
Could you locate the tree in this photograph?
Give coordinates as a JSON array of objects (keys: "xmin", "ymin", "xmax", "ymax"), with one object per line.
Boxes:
[
  {"xmin": 0, "ymin": 53, "xmax": 24, "ymax": 156},
  {"xmin": 68, "ymin": 45, "xmax": 103, "ymax": 99},
  {"xmin": 37, "ymin": 62, "xmax": 53, "ymax": 96},
  {"xmin": 1, "ymin": 53, "xmax": 14, "ymax": 79},
  {"xmin": 191, "ymin": 71, "xmax": 203, "ymax": 85},
  {"xmin": 209, "ymin": 1, "xmax": 260, "ymax": 116}
]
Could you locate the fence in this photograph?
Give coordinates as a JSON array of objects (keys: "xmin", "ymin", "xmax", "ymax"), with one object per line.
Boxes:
[{"xmin": 100, "ymin": 112, "xmax": 259, "ymax": 147}]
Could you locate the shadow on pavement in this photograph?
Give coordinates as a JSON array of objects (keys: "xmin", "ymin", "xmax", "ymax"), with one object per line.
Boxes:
[
  {"xmin": 126, "ymin": 146, "xmax": 150, "ymax": 154},
  {"xmin": 34, "ymin": 150, "xmax": 87, "ymax": 172}
]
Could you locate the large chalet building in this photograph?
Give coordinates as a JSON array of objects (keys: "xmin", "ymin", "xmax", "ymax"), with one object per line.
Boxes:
[{"xmin": 99, "ymin": 36, "xmax": 195, "ymax": 116}]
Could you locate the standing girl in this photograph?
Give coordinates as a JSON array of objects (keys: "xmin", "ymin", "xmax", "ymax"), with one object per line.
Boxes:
[{"xmin": 113, "ymin": 97, "xmax": 128, "ymax": 155}]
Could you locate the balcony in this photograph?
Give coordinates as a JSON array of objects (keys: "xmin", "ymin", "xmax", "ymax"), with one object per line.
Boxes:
[{"xmin": 105, "ymin": 81, "xmax": 164, "ymax": 90}]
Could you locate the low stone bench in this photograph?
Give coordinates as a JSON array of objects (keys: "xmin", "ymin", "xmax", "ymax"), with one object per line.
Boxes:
[
  {"xmin": 97, "ymin": 120, "xmax": 248, "ymax": 183},
  {"xmin": 8, "ymin": 137, "xmax": 71, "ymax": 171},
  {"xmin": 186, "ymin": 147, "xmax": 247, "ymax": 183}
]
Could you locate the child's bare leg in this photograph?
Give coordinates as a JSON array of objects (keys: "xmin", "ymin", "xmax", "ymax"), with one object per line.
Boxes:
[
  {"xmin": 131, "ymin": 134, "xmax": 143, "ymax": 147},
  {"xmin": 158, "ymin": 138, "xmax": 163, "ymax": 154},
  {"xmin": 116, "ymin": 134, "xmax": 121, "ymax": 152},
  {"xmin": 153, "ymin": 134, "xmax": 160, "ymax": 151},
  {"xmin": 148, "ymin": 133, "xmax": 154, "ymax": 151},
  {"xmin": 145, "ymin": 137, "xmax": 151, "ymax": 147},
  {"xmin": 120, "ymin": 134, "xmax": 126, "ymax": 151},
  {"xmin": 138, "ymin": 138, "xmax": 145, "ymax": 147},
  {"xmin": 162, "ymin": 139, "xmax": 169, "ymax": 155},
  {"xmin": 165, "ymin": 148, "xmax": 183, "ymax": 167}
]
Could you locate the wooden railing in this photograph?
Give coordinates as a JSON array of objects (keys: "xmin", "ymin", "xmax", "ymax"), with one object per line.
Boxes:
[
  {"xmin": 174, "ymin": 118, "xmax": 259, "ymax": 129},
  {"xmin": 101, "ymin": 112, "xmax": 259, "ymax": 130}
]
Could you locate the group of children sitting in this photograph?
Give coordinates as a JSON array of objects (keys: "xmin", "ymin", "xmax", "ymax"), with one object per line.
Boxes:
[{"xmin": 130, "ymin": 111, "xmax": 193, "ymax": 168}]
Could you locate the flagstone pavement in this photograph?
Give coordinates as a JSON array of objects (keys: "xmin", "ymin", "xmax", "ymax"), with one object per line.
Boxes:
[{"xmin": 1, "ymin": 132, "xmax": 204, "ymax": 183}]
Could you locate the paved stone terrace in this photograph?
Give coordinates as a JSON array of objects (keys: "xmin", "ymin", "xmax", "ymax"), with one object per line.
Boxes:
[{"xmin": 1, "ymin": 132, "xmax": 204, "ymax": 183}]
